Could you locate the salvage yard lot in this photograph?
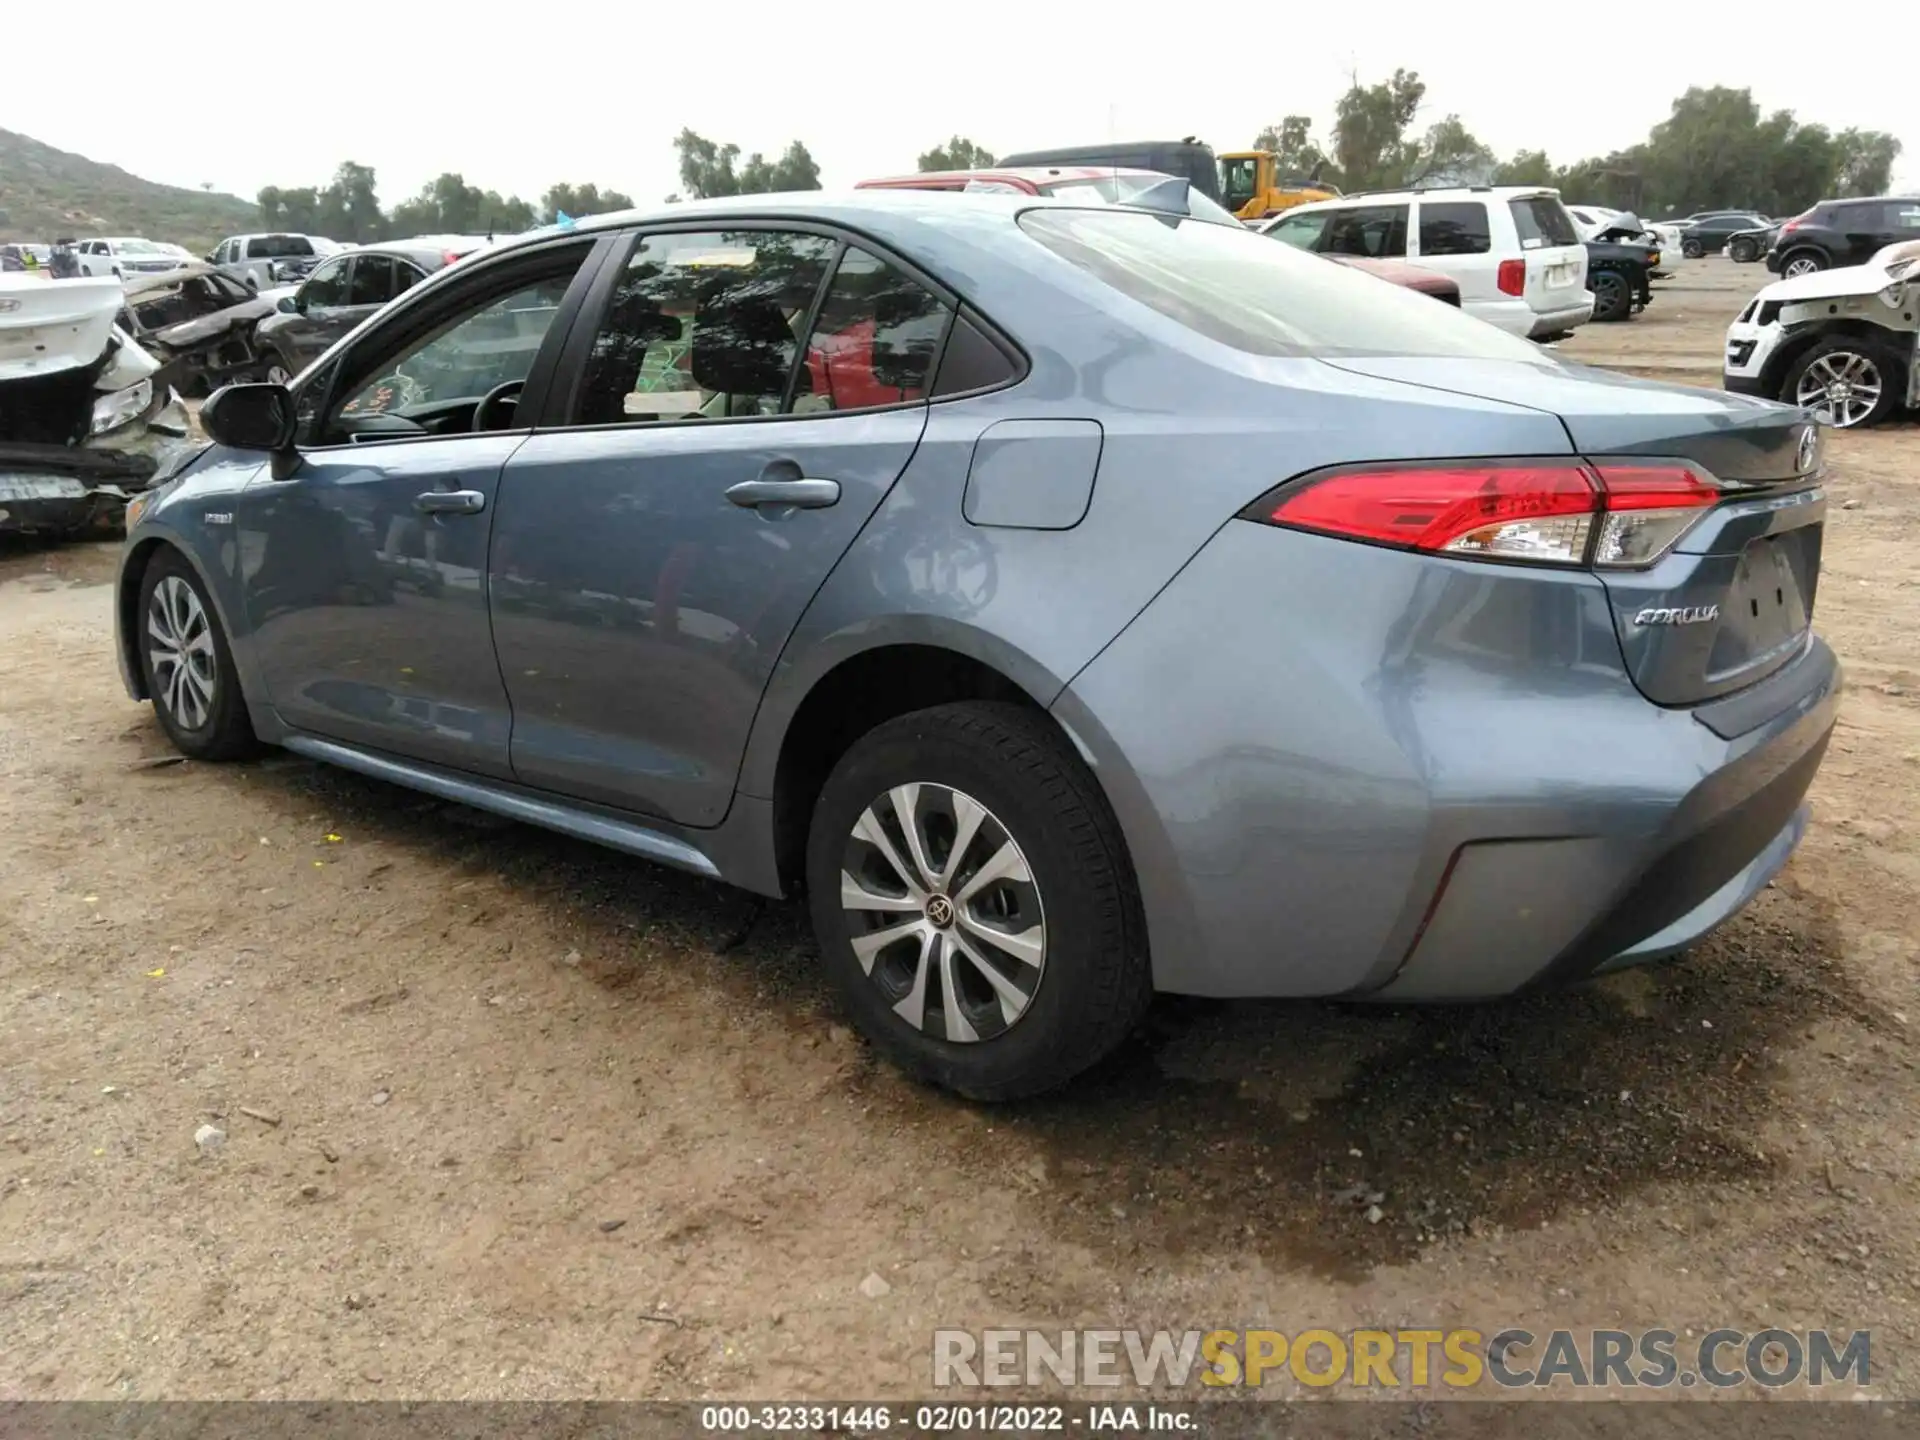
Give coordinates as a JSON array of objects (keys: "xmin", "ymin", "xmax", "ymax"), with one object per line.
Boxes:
[{"xmin": 1, "ymin": 257, "xmax": 1916, "ymax": 1401}]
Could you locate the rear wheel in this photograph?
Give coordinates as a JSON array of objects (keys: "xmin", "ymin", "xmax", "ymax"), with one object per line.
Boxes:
[
  {"xmin": 137, "ymin": 550, "xmax": 260, "ymax": 760},
  {"xmin": 1783, "ymin": 335, "xmax": 1902, "ymax": 429},
  {"xmin": 1780, "ymin": 249, "xmax": 1827, "ymax": 278},
  {"xmin": 1681, "ymin": 238, "xmax": 1704, "ymax": 259},
  {"xmin": 806, "ymin": 702, "xmax": 1151, "ymax": 1101},
  {"xmin": 1729, "ymin": 237, "xmax": 1757, "ymax": 263},
  {"xmin": 1589, "ymin": 269, "xmax": 1633, "ymax": 322}
]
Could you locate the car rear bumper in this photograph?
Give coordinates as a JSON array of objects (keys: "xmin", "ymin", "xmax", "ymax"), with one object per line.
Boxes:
[
  {"xmin": 1527, "ymin": 297, "xmax": 1596, "ymax": 338},
  {"xmin": 1054, "ymin": 520, "xmax": 1841, "ymax": 1001},
  {"xmin": 1470, "ymin": 294, "xmax": 1595, "ymax": 339}
]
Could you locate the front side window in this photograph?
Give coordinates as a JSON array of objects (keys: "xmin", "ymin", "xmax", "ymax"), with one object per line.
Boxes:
[
  {"xmin": 334, "ymin": 265, "xmax": 581, "ymax": 426},
  {"xmin": 1418, "ymin": 201, "xmax": 1491, "ymax": 256},
  {"xmin": 1018, "ymin": 207, "xmax": 1549, "ymax": 361},
  {"xmin": 1322, "ymin": 204, "xmax": 1408, "ymax": 258},
  {"xmin": 1264, "ymin": 209, "xmax": 1330, "ymax": 250},
  {"xmin": 301, "ymin": 257, "xmax": 350, "ymax": 308}
]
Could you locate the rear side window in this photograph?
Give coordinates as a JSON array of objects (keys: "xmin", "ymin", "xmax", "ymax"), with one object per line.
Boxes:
[
  {"xmin": 569, "ymin": 230, "xmax": 957, "ymax": 426},
  {"xmin": 1418, "ymin": 202, "xmax": 1491, "ymax": 256},
  {"xmin": 1322, "ymin": 204, "xmax": 1408, "ymax": 258},
  {"xmin": 1509, "ymin": 196, "xmax": 1579, "ymax": 249},
  {"xmin": 1018, "ymin": 208, "xmax": 1549, "ymax": 361}
]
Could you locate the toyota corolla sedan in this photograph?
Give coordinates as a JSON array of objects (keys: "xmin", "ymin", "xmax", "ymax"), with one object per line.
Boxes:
[{"xmin": 115, "ymin": 191, "xmax": 1839, "ymax": 1100}]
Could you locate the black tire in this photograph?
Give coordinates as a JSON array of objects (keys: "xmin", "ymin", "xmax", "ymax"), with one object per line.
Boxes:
[
  {"xmin": 136, "ymin": 548, "xmax": 261, "ymax": 761},
  {"xmin": 1779, "ymin": 248, "xmax": 1828, "ymax": 278},
  {"xmin": 1589, "ymin": 269, "xmax": 1633, "ymax": 322},
  {"xmin": 260, "ymin": 346, "xmax": 296, "ymax": 387},
  {"xmin": 1680, "ymin": 238, "xmax": 1704, "ymax": 259},
  {"xmin": 1729, "ymin": 238, "xmax": 1756, "ymax": 264},
  {"xmin": 806, "ymin": 701, "xmax": 1151, "ymax": 1101},
  {"xmin": 1780, "ymin": 334, "xmax": 1904, "ymax": 430}
]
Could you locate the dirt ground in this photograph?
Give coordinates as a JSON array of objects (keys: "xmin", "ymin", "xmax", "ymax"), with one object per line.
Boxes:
[{"xmin": 1, "ymin": 256, "xmax": 1917, "ymax": 1403}]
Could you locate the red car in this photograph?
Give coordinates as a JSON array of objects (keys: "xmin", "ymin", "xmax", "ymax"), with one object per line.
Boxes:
[{"xmin": 858, "ymin": 169, "xmax": 1462, "ymax": 304}]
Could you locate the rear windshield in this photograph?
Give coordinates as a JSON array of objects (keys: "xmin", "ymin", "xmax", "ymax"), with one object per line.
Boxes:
[
  {"xmin": 1017, "ymin": 208, "xmax": 1550, "ymax": 361},
  {"xmin": 1508, "ymin": 196, "xmax": 1579, "ymax": 249},
  {"xmin": 248, "ymin": 234, "xmax": 316, "ymax": 258}
]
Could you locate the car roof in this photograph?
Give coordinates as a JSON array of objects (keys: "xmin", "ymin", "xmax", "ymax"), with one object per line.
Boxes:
[
  {"xmin": 862, "ymin": 167, "xmax": 1169, "ymax": 189},
  {"xmin": 1279, "ymin": 185, "xmax": 1559, "ymax": 212}
]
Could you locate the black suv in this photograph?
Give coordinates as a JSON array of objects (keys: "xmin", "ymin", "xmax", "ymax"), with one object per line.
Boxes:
[{"xmin": 1767, "ymin": 196, "xmax": 1920, "ymax": 277}]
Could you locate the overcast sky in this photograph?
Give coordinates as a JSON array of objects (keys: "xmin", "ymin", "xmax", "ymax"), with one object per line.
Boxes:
[{"xmin": 9, "ymin": 3, "xmax": 1914, "ymax": 207}]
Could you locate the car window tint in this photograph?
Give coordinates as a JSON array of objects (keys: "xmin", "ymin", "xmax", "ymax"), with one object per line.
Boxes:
[
  {"xmin": 348, "ymin": 255, "xmax": 396, "ymax": 307},
  {"xmin": 1322, "ymin": 205, "xmax": 1407, "ymax": 258},
  {"xmin": 796, "ymin": 246, "xmax": 952, "ymax": 413},
  {"xmin": 1509, "ymin": 196, "xmax": 1579, "ymax": 248},
  {"xmin": 1019, "ymin": 208, "xmax": 1550, "ymax": 362},
  {"xmin": 390, "ymin": 260, "xmax": 430, "ymax": 300},
  {"xmin": 1418, "ymin": 202, "xmax": 1491, "ymax": 256},
  {"xmin": 571, "ymin": 229, "xmax": 837, "ymax": 426},
  {"xmin": 332, "ymin": 267, "xmax": 582, "ymax": 429},
  {"xmin": 302, "ymin": 258, "xmax": 350, "ymax": 307},
  {"xmin": 1264, "ymin": 210, "xmax": 1330, "ymax": 250}
]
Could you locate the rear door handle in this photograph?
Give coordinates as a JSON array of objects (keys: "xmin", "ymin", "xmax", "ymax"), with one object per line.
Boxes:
[
  {"xmin": 414, "ymin": 489, "xmax": 486, "ymax": 516},
  {"xmin": 725, "ymin": 478, "xmax": 840, "ymax": 510}
]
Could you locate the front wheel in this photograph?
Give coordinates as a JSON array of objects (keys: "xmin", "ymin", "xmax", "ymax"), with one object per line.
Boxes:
[
  {"xmin": 806, "ymin": 702, "xmax": 1150, "ymax": 1101},
  {"xmin": 137, "ymin": 550, "xmax": 260, "ymax": 760},
  {"xmin": 1783, "ymin": 336, "xmax": 1902, "ymax": 429},
  {"xmin": 1729, "ymin": 238, "xmax": 1756, "ymax": 263},
  {"xmin": 261, "ymin": 347, "xmax": 295, "ymax": 387},
  {"xmin": 1680, "ymin": 238, "xmax": 1704, "ymax": 259}
]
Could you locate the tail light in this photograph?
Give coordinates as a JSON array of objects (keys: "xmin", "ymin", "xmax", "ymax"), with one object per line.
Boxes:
[
  {"xmin": 1251, "ymin": 460, "xmax": 1719, "ymax": 569},
  {"xmin": 1496, "ymin": 259, "xmax": 1526, "ymax": 296},
  {"xmin": 1779, "ymin": 211, "xmax": 1811, "ymax": 235}
]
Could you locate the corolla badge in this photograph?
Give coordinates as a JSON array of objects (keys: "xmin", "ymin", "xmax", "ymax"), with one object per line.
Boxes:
[
  {"xmin": 1634, "ymin": 604, "xmax": 1720, "ymax": 626},
  {"xmin": 1797, "ymin": 425, "xmax": 1820, "ymax": 473}
]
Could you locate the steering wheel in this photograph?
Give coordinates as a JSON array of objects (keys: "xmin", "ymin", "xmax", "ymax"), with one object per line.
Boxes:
[{"xmin": 473, "ymin": 379, "xmax": 525, "ymax": 432}]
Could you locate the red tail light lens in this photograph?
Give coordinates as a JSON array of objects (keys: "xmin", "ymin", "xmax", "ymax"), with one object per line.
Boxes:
[
  {"xmin": 1496, "ymin": 258, "xmax": 1526, "ymax": 296},
  {"xmin": 1259, "ymin": 461, "xmax": 1718, "ymax": 569}
]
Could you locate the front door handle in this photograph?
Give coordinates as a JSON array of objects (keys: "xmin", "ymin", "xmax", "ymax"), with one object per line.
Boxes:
[
  {"xmin": 725, "ymin": 478, "xmax": 840, "ymax": 510},
  {"xmin": 414, "ymin": 489, "xmax": 486, "ymax": 516}
]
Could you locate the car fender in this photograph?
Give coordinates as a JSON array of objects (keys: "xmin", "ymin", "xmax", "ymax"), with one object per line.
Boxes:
[{"xmin": 116, "ymin": 446, "xmax": 272, "ymax": 720}]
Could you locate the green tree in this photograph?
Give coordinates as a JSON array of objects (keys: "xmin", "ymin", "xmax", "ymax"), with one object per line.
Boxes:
[
  {"xmin": 315, "ymin": 162, "xmax": 384, "ymax": 243},
  {"xmin": 676, "ymin": 130, "xmax": 822, "ymax": 198},
  {"xmin": 1252, "ymin": 116, "xmax": 1329, "ymax": 181},
  {"xmin": 540, "ymin": 181, "xmax": 635, "ymax": 222},
  {"xmin": 1495, "ymin": 149, "xmax": 1555, "ymax": 186},
  {"xmin": 918, "ymin": 136, "xmax": 995, "ymax": 172},
  {"xmin": 1832, "ymin": 128, "xmax": 1901, "ymax": 196},
  {"xmin": 1332, "ymin": 68, "xmax": 1425, "ymax": 190}
]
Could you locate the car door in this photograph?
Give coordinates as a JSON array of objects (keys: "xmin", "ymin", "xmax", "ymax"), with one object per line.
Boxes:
[
  {"xmin": 489, "ymin": 224, "xmax": 951, "ymax": 826},
  {"xmin": 280, "ymin": 255, "xmax": 354, "ymax": 365},
  {"xmin": 235, "ymin": 236, "xmax": 600, "ymax": 776}
]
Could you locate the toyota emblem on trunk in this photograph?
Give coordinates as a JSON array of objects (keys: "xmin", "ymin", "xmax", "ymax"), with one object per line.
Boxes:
[
  {"xmin": 0, "ymin": 298, "xmax": 19, "ymax": 314},
  {"xmin": 1797, "ymin": 425, "xmax": 1819, "ymax": 474}
]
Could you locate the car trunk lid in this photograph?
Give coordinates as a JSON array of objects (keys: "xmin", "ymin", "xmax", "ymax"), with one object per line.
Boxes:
[
  {"xmin": 0, "ymin": 276, "xmax": 122, "ymax": 384},
  {"xmin": 1321, "ymin": 354, "xmax": 1826, "ymax": 706}
]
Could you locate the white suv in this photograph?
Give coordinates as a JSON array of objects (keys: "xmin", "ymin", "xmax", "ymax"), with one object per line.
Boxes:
[
  {"xmin": 1262, "ymin": 186, "xmax": 1593, "ymax": 340},
  {"xmin": 72, "ymin": 237, "xmax": 190, "ymax": 279}
]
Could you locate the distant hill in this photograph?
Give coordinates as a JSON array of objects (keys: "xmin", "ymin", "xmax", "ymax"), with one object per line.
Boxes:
[{"xmin": 0, "ymin": 128, "xmax": 260, "ymax": 252}]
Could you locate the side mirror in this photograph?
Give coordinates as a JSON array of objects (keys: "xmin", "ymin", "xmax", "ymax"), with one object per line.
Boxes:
[
  {"xmin": 201, "ymin": 382, "xmax": 296, "ymax": 452},
  {"xmin": 277, "ymin": 294, "xmax": 298, "ymax": 313}
]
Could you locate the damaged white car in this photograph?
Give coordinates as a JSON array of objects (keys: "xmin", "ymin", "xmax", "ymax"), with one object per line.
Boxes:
[
  {"xmin": 1724, "ymin": 239, "xmax": 1920, "ymax": 428},
  {"xmin": 0, "ymin": 275, "xmax": 196, "ymax": 537}
]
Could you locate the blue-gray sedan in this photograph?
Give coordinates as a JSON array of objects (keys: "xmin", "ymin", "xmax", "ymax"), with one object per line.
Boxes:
[{"xmin": 114, "ymin": 191, "xmax": 1840, "ymax": 1099}]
